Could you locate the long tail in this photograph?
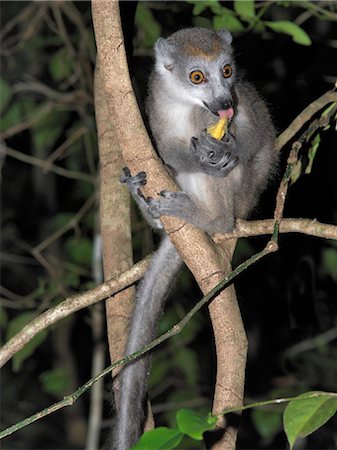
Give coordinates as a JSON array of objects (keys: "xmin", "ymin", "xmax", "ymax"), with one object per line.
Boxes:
[{"xmin": 112, "ymin": 236, "xmax": 182, "ymax": 450}]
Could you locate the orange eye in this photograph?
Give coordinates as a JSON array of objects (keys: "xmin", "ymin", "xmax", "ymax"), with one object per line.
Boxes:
[
  {"xmin": 190, "ymin": 70, "xmax": 205, "ymax": 84},
  {"xmin": 222, "ymin": 64, "xmax": 232, "ymax": 78}
]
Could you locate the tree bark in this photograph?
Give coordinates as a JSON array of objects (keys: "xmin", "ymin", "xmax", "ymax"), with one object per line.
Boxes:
[
  {"xmin": 92, "ymin": 2, "xmax": 247, "ymax": 448},
  {"xmin": 93, "ymin": 12, "xmax": 155, "ymax": 433},
  {"xmin": 94, "ymin": 60, "xmax": 134, "ymax": 403}
]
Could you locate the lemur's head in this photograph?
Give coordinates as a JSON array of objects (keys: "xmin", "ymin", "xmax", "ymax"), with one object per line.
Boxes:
[{"xmin": 154, "ymin": 28, "xmax": 235, "ymax": 116}]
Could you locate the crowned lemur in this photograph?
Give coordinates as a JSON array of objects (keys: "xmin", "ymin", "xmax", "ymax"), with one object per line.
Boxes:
[{"xmin": 113, "ymin": 28, "xmax": 277, "ymax": 449}]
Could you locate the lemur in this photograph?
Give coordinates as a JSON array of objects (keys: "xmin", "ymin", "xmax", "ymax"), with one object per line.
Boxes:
[{"xmin": 112, "ymin": 27, "xmax": 277, "ymax": 449}]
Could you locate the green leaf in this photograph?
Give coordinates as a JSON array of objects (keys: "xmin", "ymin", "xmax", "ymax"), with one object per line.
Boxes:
[
  {"xmin": 213, "ymin": 14, "xmax": 245, "ymax": 33},
  {"xmin": 234, "ymin": 0, "xmax": 255, "ymax": 19},
  {"xmin": 32, "ymin": 109, "xmax": 69, "ymax": 153},
  {"xmin": 176, "ymin": 409, "xmax": 217, "ymax": 440},
  {"xmin": 40, "ymin": 367, "xmax": 70, "ymax": 395},
  {"xmin": 48, "ymin": 48, "xmax": 73, "ymax": 82},
  {"xmin": 6, "ymin": 312, "xmax": 48, "ymax": 371},
  {"xmin": 190, "ymin": 1, "xmax": 210, "ymax": 16},
  {"xmin": 188, "ymin": 1, "xmax": 223, "ymax": 16},
  {"xmin": 290, "ymin": 159, "xmax": 302, "ymax": 185},
  {"xmin": 0, "ymin": 102, "xmax": 23, "ymax": 132},
  {"xmin": 175, "ymin": 348, "xmax": 199, "ymax": 387},
  {"xmin": 135, "ymin": 3, "xmax": 161, "ymax": 47},
  {"xmin": 65, "ymin": 237, "xmax": 92, "ymax": 269},
  {"xmin": 305, "ymin": 133, "xmax": 320, "ymax": 175},
  {"xmin": 321, "ymin": 248, "xmax": 337, "ymax": 281},
  {"xmin": 130, "ymin": 427, "xmax": 183, "ymax": 450},
  {"xmin": 251, "ymin": 409, "xmax": 282, "ymax": 440},
  {"xmin": 265, "ymin": 21, "xmax": 311, "ymax": 46},
  {"xmin": 149, "ymin": 353, "xmax": 171, "ymax": 389},
  {"xmin": 48, "ymin": 213, "xmax": 74, "ymax": 232},
  {"xmin": 321, "ymin": 101, "xmax": 336, "ymax": 117},
  {"xmin": 0, "ymin": 77, "xmax": 12, "ymax": 114},
  {"xmin": 193, "ymin": 16, "xmax": 213, "ymax": 29},
  {"xmin": 284, "ymin": 392, "xmax": 337, "ymax": 449}
]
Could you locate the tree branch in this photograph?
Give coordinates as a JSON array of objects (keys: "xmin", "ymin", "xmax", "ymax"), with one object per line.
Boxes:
[
  {"xmin": 0, "ymin": 239, "xmax": 276, "ymax": 440},
  {"xmin": 0, "ymin": 256, "xmax": 151, "ymax": 368},
  {"xmin": 91, "ymin": 2, "xmax": 247, "ymax": 447},
  {"xmin": 275, "ymin": 85, "xmax": 337, "ymax": 152},
  {"xmin": 2, "ymin": 212, "xmax": 335, "ymax": 371},
  {"xmin": 215, "ymin": 218, "xmax": 337, "ymax": 242}
]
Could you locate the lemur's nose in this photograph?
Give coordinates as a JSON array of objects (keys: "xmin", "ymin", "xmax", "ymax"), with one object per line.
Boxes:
[
  {"xmin": 222, "ymin": 99, "xmax": 233, "ymax": 109},
  {"xmin": 203, "ymin": 97, "xmax": 233, "ymax": 115}
]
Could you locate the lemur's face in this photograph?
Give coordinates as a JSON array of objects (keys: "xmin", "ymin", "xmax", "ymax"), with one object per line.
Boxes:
[
  {"xmin": 174, "ymin": 54, "xmax": 236, "ymax": 115},
  {"xmin": 154, "ymin": 30, "xmax": 235, "ymax": 116}
]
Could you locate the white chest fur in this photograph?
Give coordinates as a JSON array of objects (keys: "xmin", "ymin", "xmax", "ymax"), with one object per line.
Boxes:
[
  {"xmin": 168, "ymin": 105, "xmax": 195, "ymax": 140},
  {"xmin": 176, "ymin": 172, "xmax": 211, "ymax": 205}
]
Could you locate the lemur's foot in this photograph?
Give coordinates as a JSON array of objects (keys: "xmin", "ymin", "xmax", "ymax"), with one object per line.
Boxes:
[
  {"xmin": 191, "ymin": 131, "xmax": 239, "ymax": 177},
  {"xmin": 148, "ymin": 191, "xmax": 192, "ymax": 219},
  {"xmin": 120, "ymin": 167, "xmax": 147, "ymax": 196}
]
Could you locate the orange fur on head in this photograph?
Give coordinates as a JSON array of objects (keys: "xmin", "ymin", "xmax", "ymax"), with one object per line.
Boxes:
[{"xmin": 183, "ymin": 41, "xmax": 221, "ymax": 60}]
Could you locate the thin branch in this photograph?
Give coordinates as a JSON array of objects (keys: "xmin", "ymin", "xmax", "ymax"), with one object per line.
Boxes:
[
  {"xmin": 283, "ymin": 326, "xmax": 337, "ymax": 359},
  {"xmin": 214, "ymin": 218, "xmax": 337, "ymax": 242},
  {"xmin": 2, "ymin": 213, "xmax": 335, "ymax": 369},
  {"xmin": 33, "ymin": 195, "xmax": 95, "ymax": 254},
  {"xmin": 0, "ymin": 256, "xmax": 151, "ymax": 368},
  {"xmin": 85, "ymin": 303, "xmax": 105, "ymax": 450},
  {"xmin": 0, "ymin": 143, "xmax": 95, "ymax": 184},
  {"xmin": 2, "ymin": 88, "xmax": 336, "ymax": 393},
  {"xmin": 0, "ymin": 239, "xmax": 277, "ymax": 439},
  {"xmin": 275, "ymin": 87, "xmax": 337, "ymax": 152},
  {"xmin": 0, "ymin": 102, "xmax": 53, "ymax": 139},
  {"xmin": 43, "ymin": 126, "xmax": 88, "ymax": 168}
]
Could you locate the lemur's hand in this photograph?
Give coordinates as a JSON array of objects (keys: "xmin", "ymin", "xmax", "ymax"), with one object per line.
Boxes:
[
  {"xmin": 190, "ymin": 130, "xmax": 238, "ymax": 177},
  {"xmin": 120, "ymin": 167, "xmax": 147, "ymax": 195}
]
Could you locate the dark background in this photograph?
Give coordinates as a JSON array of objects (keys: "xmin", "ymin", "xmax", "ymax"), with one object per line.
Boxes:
[{"xmin": 1, "ymin": 1, "xmax": 337, "ymax": 449}]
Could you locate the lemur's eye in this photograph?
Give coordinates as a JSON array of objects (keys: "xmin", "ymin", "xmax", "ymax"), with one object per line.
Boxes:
[
  {"xmin": 190, "ymin": 70, "xmax": 205, "ymax": 84},
  {"xmin": 222, "ymin": 64, "xmax": 232, "ymax": 78}
]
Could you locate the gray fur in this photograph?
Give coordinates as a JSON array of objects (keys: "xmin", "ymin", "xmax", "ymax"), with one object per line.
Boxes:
[
  {"xmin": 112, "ymin": 237, "xmax": 181, "ymax": 449},
  {"xmin": 113, "ymin": 28, "xmax": 277, "ymax": 449}
]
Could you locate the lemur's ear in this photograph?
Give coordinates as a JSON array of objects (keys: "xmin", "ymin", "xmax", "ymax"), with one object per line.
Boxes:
[
  {"xmin": 154, "ymin": 38, "xmax": 175, "ymax": 72},
  {"xmin": 217, "ymin": 29, "xmax": 233, "ymax": 46}
]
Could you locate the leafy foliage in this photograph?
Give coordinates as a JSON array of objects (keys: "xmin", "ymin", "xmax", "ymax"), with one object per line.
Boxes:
[
  {"xmin": 251, "ymin": 408, "xmax": 283, "ymax": 441},
  {"xmin": 132, "ymin": 393, "xmax": 337, "ymax": 449},
  {"xmin": 39, "ymin": 367, "xmax": 71, "ymax": 396},
  {"xmin": 131, "ymin": 409, "xmax": 217, "ymax": 449},
  {"xmin": 284, "ymin": 392, "xmax": 337, "ymax": 449},
  {"xmin": 6, "ymin": 312, "xmax": 48, "ymax": 372}
]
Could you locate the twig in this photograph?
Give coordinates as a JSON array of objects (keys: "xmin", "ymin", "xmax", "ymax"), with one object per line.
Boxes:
[
  {"xmin": 218, "ymin": 391, "xmax": 337, "ymax": 417},
  {"xmin": 0, "ymin": 240, "xmax": 277, "ymax": 439},
  {"xmin": 85, "ymin": 303, "xmax": 105, "ymax": 450},
  {"xmin": 43, "ymin": 126, "xmax": 88, "ymax": 168},
  {"xmin": 0, "ymin": 255, "xmax": 152, "ymax": 368},
  {"xmin": 0, "ymin": 102, "xmax": 53, "ymax": 139},
  {"xmin": 275, "ymin": 87, "xmax": 337, "ymax": 152},
  {"xmin": 0, "ymin": 4, "xmax": 47, "ymax": 56},
  {"xmin": 214, "ymin": 218, "xmax": 337, "ymax": 242},
  {"xmin": 33, "ymin": 195, "xmax": 95, "ymax": 254},
  {"xmin": 1, "ymin": 144, "xmax": 95, "ymax": 184},
  {"xmin": 2, "ymin": 213, "xmax": 335, "ymax": 368},
  {"xmin": 283, "ymin": 326, "xmax": 337, "ymax": 359}
]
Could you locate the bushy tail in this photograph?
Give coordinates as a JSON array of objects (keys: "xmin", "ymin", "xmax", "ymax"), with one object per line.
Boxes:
[{"xmin": 112, "ymin": 236, "xmax": 182, "ymax": 449}]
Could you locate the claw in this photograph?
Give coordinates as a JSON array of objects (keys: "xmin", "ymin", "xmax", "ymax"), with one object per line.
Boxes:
[{"xmin": 120, "ymin": 166, "xmax": 131, "ymax": 183}]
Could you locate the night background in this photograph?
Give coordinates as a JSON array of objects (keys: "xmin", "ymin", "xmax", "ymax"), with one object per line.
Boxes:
[{"xmin": 1, "ymin": 1, "xmax": 337, "ymax": 449}]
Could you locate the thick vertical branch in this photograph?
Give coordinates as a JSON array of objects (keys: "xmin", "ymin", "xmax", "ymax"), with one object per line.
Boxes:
[
  {"xmin": 94, "ymin": 15, "xmax": 155, "ymax": 434},
  {"xmin": 94, "ymin": 66, "xmax": 134, "ymax": 381},
  {"xmin": 92, "ymin": 2, "xmax": 247, "ymax": 448}
]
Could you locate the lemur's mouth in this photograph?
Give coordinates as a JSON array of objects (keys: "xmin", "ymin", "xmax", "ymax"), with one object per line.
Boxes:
[
  {"xmin": 217, "ymin": 108, "xmax": 234, "ymax": 119},
  {"xmin": 203, "ymin": 101, "xmax": 235, "ymax": 119}
]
